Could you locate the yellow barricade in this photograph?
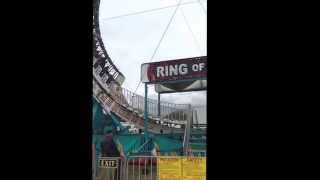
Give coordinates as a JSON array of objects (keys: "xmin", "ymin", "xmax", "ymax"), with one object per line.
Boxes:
[
  {"xmin": 158, "ymin": 156, "xmax": 206, "ymax": 180},
  {"xmin": 182, "ymin": 157, "xmax": 206, "ymax": 180},
  {"xmin": 158, "ymin": 157, "xmax": 182, "ymax": 180}
]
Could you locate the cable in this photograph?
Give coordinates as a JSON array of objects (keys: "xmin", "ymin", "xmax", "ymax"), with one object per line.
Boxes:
[
  {"xmin": 197, "ymin": 0, "xmax": 207, "ymax": 54},
  {"xmin": 133, "ymin": 0, "xmax": 183, "ymax": 94},
  {"xmin": 198, "ymin": 0, "xmax": 207, "ymax": 14},
  {"xmin": 178, "ymin": 4, "xmax": 204, "ymax": 55},
  {"xmin": 102, "ymin": 0, "xmax": 199, "ymax": 21}
]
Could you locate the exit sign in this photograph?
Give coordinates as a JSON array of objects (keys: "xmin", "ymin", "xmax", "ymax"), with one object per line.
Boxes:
[{"xmin": 98, "ymin": 158, "xmax": 118, "ymax": 168}]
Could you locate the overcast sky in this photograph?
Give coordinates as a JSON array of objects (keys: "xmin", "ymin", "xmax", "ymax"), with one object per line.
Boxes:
[{"xmin": 99, "ymin": 0, "xmax": 207, "ymax": 105}]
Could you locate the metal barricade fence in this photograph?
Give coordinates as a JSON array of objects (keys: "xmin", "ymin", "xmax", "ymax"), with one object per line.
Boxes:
[
  {"xmin": 96, "ymin": 157, "xmax": 125, "ymax": 180},
  {"xmin": 94, "ymin": 155, "xmax": 207, "ymax": 180},
  {"xmin": 125, "ymin": 156, "xmax": 158, "ymax": 180}
]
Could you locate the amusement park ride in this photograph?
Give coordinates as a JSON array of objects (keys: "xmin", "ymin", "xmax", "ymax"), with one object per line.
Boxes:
[{"xmin": 93, "ymin": 0, "xmax": 206, "ymax": 162}]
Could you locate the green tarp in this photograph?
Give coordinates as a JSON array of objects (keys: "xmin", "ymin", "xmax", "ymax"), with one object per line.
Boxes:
[
  {"xmin": 93, "ymin": 97, "xmax": 205, "ymax": 156},
  {"xmin": 114, "ymin": 135, "xmax": 142, "ymax": 155},
  {"xmin": 153, "ymin": 135, "xmax": 183, "ymax": 152}
]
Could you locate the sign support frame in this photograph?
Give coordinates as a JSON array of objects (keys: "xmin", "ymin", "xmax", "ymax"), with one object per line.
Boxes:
[
  {"xmin": 157, "ymin": 93, "xmax": 161, "ymax": 118},
  {"xmin": 140, "ymin": 56, "xmax": 207, "ymax": 155},
  {"xmin": 144, "ymin": 83, "xmax": 149, "ymax": 143}
]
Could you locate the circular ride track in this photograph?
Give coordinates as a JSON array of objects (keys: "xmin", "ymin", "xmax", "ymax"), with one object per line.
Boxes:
[{"xmin": 93, "ymin": 0, "xmax": 205, "ymax": 136}]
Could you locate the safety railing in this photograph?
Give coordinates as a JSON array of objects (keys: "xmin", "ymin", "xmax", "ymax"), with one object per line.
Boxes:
[
  {"xmin": 94, "ymin": 77, "xmax": 206, "ymax": 131},
  {"xmin": 119, "ymin": 88, "xmax": 190, "ymax": 121},
  {"xmin": 192, "ymin": 105, "xmax": 207, "ymax": 125},
  {"xmin": 110, "ymin": 86, "xmax": 205, "ymax": 124}
]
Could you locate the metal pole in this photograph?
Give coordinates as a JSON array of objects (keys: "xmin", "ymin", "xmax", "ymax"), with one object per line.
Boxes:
[
  {"xmin": 183, "ymin": 109, "xmax": 192, "ymax": 155},
  {"xmin": 157, "ymin": 93, "xmax": 161, "ymax": 118},
  {"xmin": 92, "ymin": 144, "xmax": 96, "ymax": 180},
  {"xmin": 144, "ymin": 83, "xmax": 149, "ymax": 142}
]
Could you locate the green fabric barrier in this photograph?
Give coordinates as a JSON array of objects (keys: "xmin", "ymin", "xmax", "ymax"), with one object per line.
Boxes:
[
  {"xmin": 93, "ymin": 135, "xmax": 104, "ymax": 154},
  {"xmin": 103, "ymin": 126, "xmax": 113, "ymax": 134},
  {"xmin": 190, "ymin": 143, "xmax": 206, "ymax": 150},
  {"xmin": 114, "ymin": 135, "xmax": 184, "ymax": 155},
  {"xmin": 93, "ymin": 97, "xmax": 205, "ymax": 155},
  {"xmin": 113, "ymin": 135, "xmax": 143, "ymax": 155},
  {"xmin": 93, "ymin": 99, "xmax": 106, "ymax": 133},
  {"xmin": 93, "ymin": 97, "xmax": 127, "ymax": 134},
  {"xmin": 154, "ymin": 136, "xmax": 183, "ymax": 152}
]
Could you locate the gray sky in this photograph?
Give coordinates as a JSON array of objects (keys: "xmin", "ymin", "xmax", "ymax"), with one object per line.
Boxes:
[{"xmin": 99, "ymin": 0, "xmax": 207, "ymax": 106}]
